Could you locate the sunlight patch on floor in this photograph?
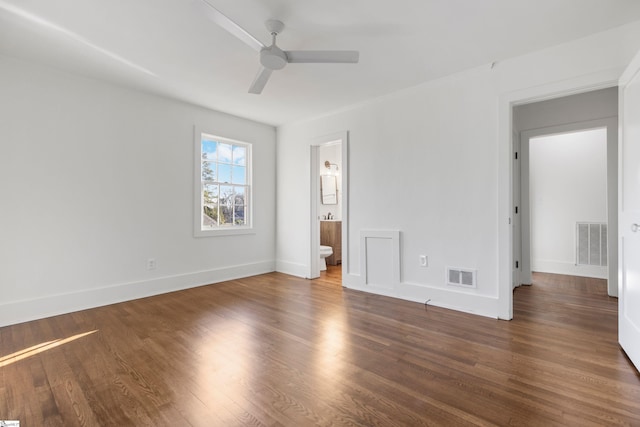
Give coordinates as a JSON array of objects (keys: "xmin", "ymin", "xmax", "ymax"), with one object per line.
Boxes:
[{"xmin": 0, "ymin": 330, "xmax": 98, "ymax": 367}]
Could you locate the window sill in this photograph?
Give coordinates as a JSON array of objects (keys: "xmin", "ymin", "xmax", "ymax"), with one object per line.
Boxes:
[{"xmin": 194, "ymin": 227, "xmax": 255, "ymax": 238}]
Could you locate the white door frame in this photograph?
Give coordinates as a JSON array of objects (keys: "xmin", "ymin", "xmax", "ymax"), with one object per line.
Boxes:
[
  {"xmin": 512, "ymin": 130, "xmax": 522, "ymax": 289},
  {"xmin": 309, "ymin": 131, "xmax": 349, "ymax": 280},
  {"xmin": 498, "ymin": 70, "xmax": 621, "ymax": 319}
]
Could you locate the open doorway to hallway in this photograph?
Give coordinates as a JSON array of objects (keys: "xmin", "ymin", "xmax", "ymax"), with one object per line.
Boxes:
[
  {"xmin": 528, "ymin": 128, "xmax": 608, "ymax": 279},
  {"xmin": 512, "ymin": 87, "xmax": 618, "ymax": 303}
]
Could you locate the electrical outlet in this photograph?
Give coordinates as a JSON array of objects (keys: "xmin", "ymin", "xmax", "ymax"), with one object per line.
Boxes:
[
  {"xmin": 147, "ymin": 258, "xmax": 157, "ymax": 270},
  {"xmin": 419, "ymin": 255, "xmax": 428, "ymax": 267}
]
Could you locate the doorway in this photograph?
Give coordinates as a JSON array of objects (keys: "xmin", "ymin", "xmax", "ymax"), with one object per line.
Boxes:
[
  {"xmin": 309, "ymin": 132, "xmax": 349, "ymax": 281},
  {"xmin": 527, "ymin": 128, "xmax": 608, "ymax": 279},
  {"xmin": 512, "ymin": 88, "xmax": 618, "ymax": 300}
]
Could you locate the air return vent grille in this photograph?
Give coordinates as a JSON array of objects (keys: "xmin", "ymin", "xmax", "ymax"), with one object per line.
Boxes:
[
  {"xmin": 576, "ymin": 222, "xmax": 607, "ymax": 266},
  {"xmin": 447, "ymin": 267, "xmax": 477, "ymax": 288}
]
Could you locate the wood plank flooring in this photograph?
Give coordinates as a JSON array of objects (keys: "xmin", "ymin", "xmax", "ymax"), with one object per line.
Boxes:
[{"xmin": 1, "ymin": 271, "xmax": 639, "ymax": 426}]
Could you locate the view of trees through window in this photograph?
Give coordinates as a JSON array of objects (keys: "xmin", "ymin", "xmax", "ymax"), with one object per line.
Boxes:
[{"xmin": 200, "ymin": 135, "xmax": 249, "ymax": 229}]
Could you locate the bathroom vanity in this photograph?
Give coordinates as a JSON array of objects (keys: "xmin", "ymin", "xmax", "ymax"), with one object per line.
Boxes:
[{"xmin": 320, "ymin": 220, "xmax": 341, "ymax": 265}]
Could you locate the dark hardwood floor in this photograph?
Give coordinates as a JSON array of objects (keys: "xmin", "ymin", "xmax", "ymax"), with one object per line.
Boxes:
[{"xmin": 1, "ymin": 271, "xmax": 639, "ymax": 426}]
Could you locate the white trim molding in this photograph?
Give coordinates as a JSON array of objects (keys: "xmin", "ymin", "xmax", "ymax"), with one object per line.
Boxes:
[
  {"xmin": 0, "ymin": 261, "xmax": 275, "ymax": 327},
  {"xmin": 359, "ymin": 230, "xmax": 401, "ymax": 289}
]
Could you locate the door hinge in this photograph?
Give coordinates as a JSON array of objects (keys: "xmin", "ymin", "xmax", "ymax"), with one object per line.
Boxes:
[
  {"xmin": 515, "ymin": 206, "xmax": 519, "ymax": 214},
  {"xmin": 515, "ymin": 261, "xmax": 519, "ymax": 268},
  {"xmin": 515, "ymin": 152, "xmax": 518, "ymax": 160}
]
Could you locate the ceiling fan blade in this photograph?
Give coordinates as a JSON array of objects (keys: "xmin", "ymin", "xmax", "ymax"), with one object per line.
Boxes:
[
  {"xmin": 248, "ymin": 67, "xmax": 273, "ymax": 94},
  {"xmin": 194, "ymin": 0, "xmax": 265, "ymax": 52},
  {"xmin": 285, "ymin": 51, "xmax": 360, "ymax": 64}
]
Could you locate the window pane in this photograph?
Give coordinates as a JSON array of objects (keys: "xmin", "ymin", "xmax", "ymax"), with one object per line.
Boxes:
[
  {"xmin": 219, "ymin": 185, "xmax": 233, "ymax": 226},
  {"xmin": 202, "ymin": 139, "xmax": 217, "ymax": 160},
  {"xmin": 234, "ymin": 186, "xmax": 245, "ymax": 205},
  {"xmin": 218, "ymin": 143, "xmax": 232, "ymax": 163},
  {"xmin": 202, "ymin": 161, "xmax": 216, "ymax": 181},
  {"xmin": 202, "ymin": 205, "xmax": 218, "ymax": 228},
  {"xmin": 202, "ymin": 183, "xmax": 218, "ymax": 227},
  {"xmin": 219, "ymin": 185, "xmax": 233, "ymax": 206},
  {"xmin": 231, "ymin": 165, "xmax": 245, "ymax": 184},
  {"xmin": 233, "ymin": 145, "xmax": 246, "ymax": 166},
  {"xmin": 218, "ymin": 164, "xmax": 231, "ymax": 183},
  {"xmin": 203, "ymin": 183, "xmax": 218, "ymax": 204},
  {"xmin": 219, "ymin": 205, "xmax": 232, "ymax": 225},
  {"xmin": 234, "ymin": 205, "xmax": 246, "ymax": 225}
]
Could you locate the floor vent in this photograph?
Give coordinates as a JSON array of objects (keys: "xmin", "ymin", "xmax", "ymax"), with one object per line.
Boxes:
[
  {"xmin": 576, "ymin": 222, "xmax": 607, "ymax": 266},
  {"xmin": 447, "ymin": 267, "xmax": 477, "ymax": 288}
]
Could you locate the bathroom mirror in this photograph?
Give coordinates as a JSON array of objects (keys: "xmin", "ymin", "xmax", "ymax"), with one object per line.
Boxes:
[{"xmin": 321, "ymin": 175, "xmax": 338, "ymax": 204}]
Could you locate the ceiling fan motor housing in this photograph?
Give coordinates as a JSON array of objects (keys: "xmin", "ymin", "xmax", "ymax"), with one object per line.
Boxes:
[{"xmin": 261, "ymin": 46, "xmax": 287, "ymax": 70}]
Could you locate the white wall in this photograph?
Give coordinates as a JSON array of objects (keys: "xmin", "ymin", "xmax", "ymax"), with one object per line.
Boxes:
[
  {"xmin": 276, "ymin": 21, "xmax": 640, "ymax": 318},
  {"xmin": 0, "ymin": 55, "xmax": 276, "ymax": 327},
  {"xmin": 529, "ymin": 129, "xmax": 608, "ymax": 277}
]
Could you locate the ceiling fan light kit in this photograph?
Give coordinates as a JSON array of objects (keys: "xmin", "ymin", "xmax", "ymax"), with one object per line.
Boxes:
[{"xmin": 196, "ymin": 0, "xmax": 360, "ymax": 94}]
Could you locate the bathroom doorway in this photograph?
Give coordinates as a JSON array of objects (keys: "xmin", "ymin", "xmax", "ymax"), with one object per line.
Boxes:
[{"xmin": 309, "ymin": 132, "xmax": 349, "ymax": 282}]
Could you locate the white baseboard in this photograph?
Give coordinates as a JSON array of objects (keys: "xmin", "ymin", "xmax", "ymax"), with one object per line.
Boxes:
[
  {"xmin": 0, "ymin": 261, "xmax": 275, "ymax": 327},
  {"xmin": 275, "ymin": 260, "xmax": 308, "ymax": 278},
  {"xmin": 399, "ymin": 282, "xmax": 499, "ymax": 319},
  {"xmin": 532, "ymin": 259, "xmax": 607, "ymax": 279},
  {"xmin": 343, "ymin": 274, "xmax": 499, "ymax": 319},
  {"xmin": 342, "ymin": 273, "xmax": 361, "ymax": 289}
]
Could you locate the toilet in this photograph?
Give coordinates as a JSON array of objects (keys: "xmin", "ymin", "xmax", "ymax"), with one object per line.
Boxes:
[{"xmin": 319, "ymin": 245, "xmax": 333, "ymax": 271}]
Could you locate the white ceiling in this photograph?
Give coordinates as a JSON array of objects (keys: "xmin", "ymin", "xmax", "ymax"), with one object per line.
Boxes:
[{"xmin": 2, "ymin": 0, "xmax": 640, "ymax": 126}]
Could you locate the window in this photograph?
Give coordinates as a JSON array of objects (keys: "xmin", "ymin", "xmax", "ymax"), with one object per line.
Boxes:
[{"xmin": 194, "ymin": 129, "xmax": 252, "ymax": 236}]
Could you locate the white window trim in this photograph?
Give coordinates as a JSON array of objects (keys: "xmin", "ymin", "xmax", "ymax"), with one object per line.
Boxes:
[{"xmin": 193, "ymin": 126, "xmax": 254, "ymax": 237}]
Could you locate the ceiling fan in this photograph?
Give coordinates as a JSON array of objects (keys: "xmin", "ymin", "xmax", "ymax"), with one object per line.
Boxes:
[{"xmin": 195, "ymin": 0, "xmax": 360, "ymax": 94}]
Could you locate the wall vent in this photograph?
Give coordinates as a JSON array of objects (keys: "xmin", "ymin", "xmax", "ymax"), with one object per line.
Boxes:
[
  {"xmin": 447, "ymin": 267, "xmax": 477, "ymax": 288},
  {"xmin": 576, "ymin": 222, "xmax": 607, "ymax": 266}
]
